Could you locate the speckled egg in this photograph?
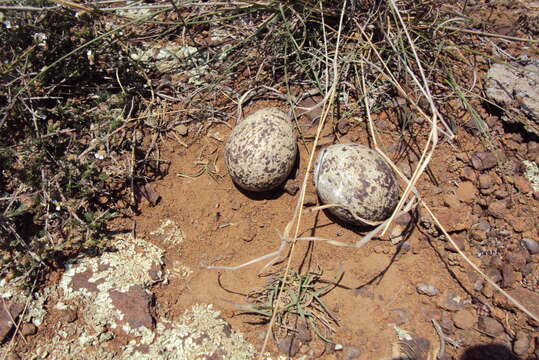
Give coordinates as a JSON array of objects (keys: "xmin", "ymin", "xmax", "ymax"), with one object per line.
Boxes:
[
  {"xmin": 314, "ymin": 143, "xmax": 399, "ymax": 225},
  {"xmin": 224, "ymin": 107, "xmax": 297, "ymax": 192}
]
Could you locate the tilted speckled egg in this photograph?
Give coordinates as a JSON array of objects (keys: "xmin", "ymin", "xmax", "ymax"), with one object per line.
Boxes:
[
  {"xmin": 224, "ymin": 107, "xmax": 297, "ymax": 192},
  {"xmin": 314, "ymin": 143, "xmax": 399, "ymax": 225}
]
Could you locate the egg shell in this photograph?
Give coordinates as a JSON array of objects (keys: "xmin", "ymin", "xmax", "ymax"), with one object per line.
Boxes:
[
  {"xmin": 314, "ymin": 143, "xmax": 399, "ymax": 225},
  {"xmin": 224, "ymin": 107, "xmax": 297, "ymax": 192}
]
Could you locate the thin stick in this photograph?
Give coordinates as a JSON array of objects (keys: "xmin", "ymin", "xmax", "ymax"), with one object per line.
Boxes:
[{"xmin": 443, "ymin": 26, "xmax": 538, "ymax": 43}]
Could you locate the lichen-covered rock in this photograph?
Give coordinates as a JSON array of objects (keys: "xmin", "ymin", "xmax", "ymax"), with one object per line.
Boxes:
[
  {"xmin": 59, "ymin": 233, "xmax": 164, "ymax": 337},
  {"xmin": 485, "ymin": 59, "xmax": 539, "ymax": 136},
  {"xmin": 224, "ymin": 107, "xmax": 297, "ymax": 192},
  {"xmin": 314, "ymin": 144, "xmax": 399, "ymax": 225},
  {"xmin": 122, "ymin": 304, "xmax": 255, "ymax": 360}
]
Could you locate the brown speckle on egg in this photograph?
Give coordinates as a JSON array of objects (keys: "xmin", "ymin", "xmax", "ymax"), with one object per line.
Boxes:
[
  {"xmin": 224, "ymin": 107, "xmax": 297, "ymax": 192},
  {"xmin": 314, "ymin": 143, "xmax": 399, "ymax": 225}
]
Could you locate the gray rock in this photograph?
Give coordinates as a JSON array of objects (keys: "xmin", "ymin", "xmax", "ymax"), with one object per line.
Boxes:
[
  {"xmin": 452, "ymin": 310, "xmax": 476, "ymax": 329},
  {"xmin": 522, "ymin": 238, "xmax": 539, "ymax": 255},
  {"xmin": 20, "ymin": 323, "xmax": 37, "ymax": 336},
  {"xmin": 277, "ymin": 335, "xmax": 300, "ymax": 357},
  {"xmin": 0, "ymin": 300, "xmax": 24, "ymax": 342},
  {"xmin": 478, "ymin": 174, "xmax": 494, "ymax": 189},
  {"xmin": 416, "ymin": 283, "xmax": 439, "ymax": 297},
  {"xmin": 501, "ymin": 263, "xmax": 517, "ymax": 289},
  {"xmin": 478, "ymin": 316, "xmax": 504, "ymax": 336},
  {"xmin": 471, "ymin": 152, "xmax": 499, "ymax": 171},
  {"xmin": 437, "ymin": 290, "xmax": 465, "ymax": 312},
  {"xmin": 485, "ymin": 60, "xmax": 539, "ymax": 136},
  {"xmin": 513, "ymin": 331, "xmax": 530, "ymax": 356}
]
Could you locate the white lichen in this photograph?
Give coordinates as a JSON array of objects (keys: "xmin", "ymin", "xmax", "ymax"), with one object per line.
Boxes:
[
  {"xmin": 122, "ymin": 304, "xmax": 255, "ymax": 360},
  {"xmin": 58, "ymin": 234, "xmax": 164, "ymax": 338},
  {"xmin": 523, "ymin": 160, "xmax": 539, "ymax": 192}
]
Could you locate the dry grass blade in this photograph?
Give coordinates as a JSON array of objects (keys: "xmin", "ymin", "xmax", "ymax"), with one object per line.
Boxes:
[{"xmin": 257, "ymin": 0, "xmax": 349, "ymax": 356}]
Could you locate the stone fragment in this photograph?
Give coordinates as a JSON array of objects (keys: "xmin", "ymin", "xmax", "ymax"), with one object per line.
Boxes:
[
  {"xmin": 452, "ymin": 310, "xmax": 476, "ymax": 329},
  {"xmin": 416, "ymin": 283, "xmax": 439, "ymax": 297},
  {"xmin": 497, "ymin": 288, "xmax": 539, "ymax": 320},
  {"xmin": 485, "ymin": 60, "xmax": 539, "ymax": 136},
  {"xmin": 60, "ymin": 309, "xmax": 78, "ymax": 323},
  {"xmin": 513, "ymin": 331, "xmax": 530, "ymax": 357},
  {"xmin": 487, "ymin": 200, "xmax": 507, "ymax": 219},
  {"xmin": 283, "ymin": 179, "xmax": 299, "ymax": 195},
  {"xmin": 514, "ymin": 176, "xmax": 532, "ymax": 194},
  {"xmin": 461, "ymin": 167, "xmax": 477, "ymax": 182},
  {"xmin": 20, "ymin": 323, "xmax": 37, "ymax": 336},
  {"xmin": 0, "ymin": 301, "xmax": 24, "ymax": 342},
  {"xmin": 443, "ymin": 194, "xmax": 461, "ymax": 209},
  {"xmin": 471, "ymin": 152, "xmax": 498, "ymax": 171},
  {"xmin": 456, "ymin": 181, "xmax": 476, "ymax": 203},
  {"xmin": 440, "ymin": 312, "xmax": 456, "ymax": 335},
  {"xmin": 437, "ymin": 291, "xmax": 464, "ymax": 312},
  {"xmin": 277, "ymin": 335, "xmax": 301, "ymax": 357},
  {"xmin": 109, "ymin": 285, "xmax": 154, "ymax": 333},
  {"xmin": 445, "ymin": 234, "xmax": 467, "ymax": 253},
  {"xmin": 337, "ymin": 118, "xmax": 352, "ymax": 135},
  {"xmin": 494, "ymin": 189, "xmax": 509, "ymax": 199},
  {"xmin": 59, "ymin": 232, "xmax": 165, "ymax": 337},
  {"xmin": 297, "ymin": 94, "xmax": 323, "ymax": 125},
  {"xmin": 436, "ymin": 206, "xmax": 474, "ymax": 232},
  {"xmin": 505, "ymin": 250, "xmax": 528, "ymax": 268},
  {"xmin": 296, "ymin": 321, "xmax": 312, "ymax": 343},
  {"xmin": 521, "ymin": 263, "xmax": 534, "ymax": 276},
  {"xmin": 486, "ymin": 266, "xmax": 502, "ymax": 284},
  {"xmin": 507, "ymin": 216, "xmax": 527, "ymax": 233},
  {"xmin": 175, "ymin": 124, "xmax": 188, "ymax": 136},
  {"xmin": 303, "ymin": 193, "xmax": 318, "ymax": 207},
  {"xmin": 522, "ymin": 238, "xmax": 539, "ymax": 255},
  {"xmin": 478, "ymin": 174, "xmax": 494, "ymax": 189},
  {"xmin": 478, "ymin": 317, "xmax": 504, "ymax": 336},
  {"xmin": 501, "ymin": 263, "xmax": 517, "ymax": 288}
]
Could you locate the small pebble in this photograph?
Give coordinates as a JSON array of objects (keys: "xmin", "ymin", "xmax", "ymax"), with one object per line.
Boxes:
[
  {"xmin": 471, "ymin": 151, "xmax": 498, "ymax": 170},
  {"xmin": 478, "ymin": 174, "xmax": 494, "ymax": 189},
  {"xmin": 303, "ymin": 193, "xmax": 318, "ymax": 207},
  {"xmin": 478, "ymin": 316, "xmax": 504, "ymax": 336},
  {"xmin": 283, "ymin": 180, "xmax": 299, "ymax": 195},
  {"xmin": 522, "ymin": 238, "xmax": 539, "ymax": 255},
  {"xmin": 175, "ymin": 124, "xmax": 188, "ymax": 136},
  {"xmin": 61, "ymin": 309, "xmax": 78, "ymax": 323},
  {"xmin": 513, "ymin": 331, "xmax": 530, "ymax": 356},
  {"xmin": 416, "ymin": 283, "xmax": 439, "ymax": 297},
  {"xmin": 452, "ymin": 309, "xmax": 476, "ymax": 329},
  {"xmin": 277, "ymin": 335, "xmax": 300, "ymax": 356},
  {"xmin": 20, "ymin": 323, "xmax": 37, "ymax": 336}
]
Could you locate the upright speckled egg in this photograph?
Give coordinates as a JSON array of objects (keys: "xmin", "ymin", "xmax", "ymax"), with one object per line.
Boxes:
[
  {"xmin": 314, "ymin": 143, "xmax": 399, "ymax": 225},
  {"xmin": 225, "ymin": 107, "xmax": 297, "ymax": 192}
]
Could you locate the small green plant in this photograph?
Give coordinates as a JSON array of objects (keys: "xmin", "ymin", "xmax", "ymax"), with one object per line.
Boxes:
[{"xmin": 238, "ymin": 268, "xmax": 343, "ymax": 344}]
